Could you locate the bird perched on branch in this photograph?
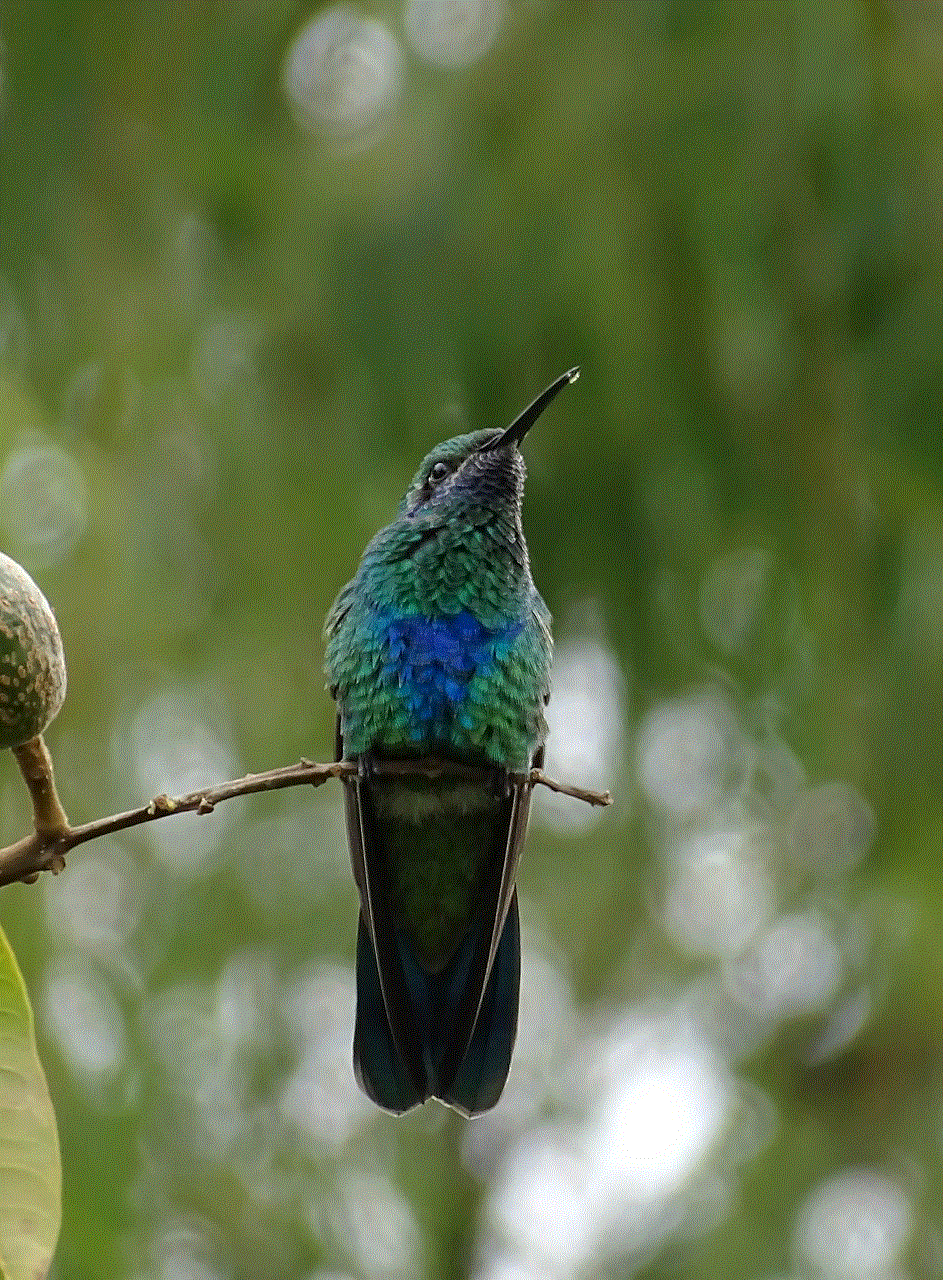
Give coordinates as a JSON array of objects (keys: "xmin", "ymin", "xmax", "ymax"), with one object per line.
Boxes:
[{"xmin": 325, "ymin": 368, "xmax": 578, "ymax": 1114}]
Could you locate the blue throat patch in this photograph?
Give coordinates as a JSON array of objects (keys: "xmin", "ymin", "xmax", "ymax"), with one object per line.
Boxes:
[{"xmin": 380, "ymin": 610, "xmax": 522, "ymax": 737}]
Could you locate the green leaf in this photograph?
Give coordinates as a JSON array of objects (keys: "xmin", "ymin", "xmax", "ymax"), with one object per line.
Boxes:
[{"xmin": 0, "ymin": 927, "xmax": 60, "ymax": 1280}]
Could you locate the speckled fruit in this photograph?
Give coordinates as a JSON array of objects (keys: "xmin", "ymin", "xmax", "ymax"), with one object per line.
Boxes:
[{"xmin": 0, "ymin": 552, "xmax": 67, "ymax": 749}]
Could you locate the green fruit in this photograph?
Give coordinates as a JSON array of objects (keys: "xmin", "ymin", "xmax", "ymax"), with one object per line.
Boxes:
[{"xmin": 0, "ymin": 553, "xmax": 67, "ymax": 749}]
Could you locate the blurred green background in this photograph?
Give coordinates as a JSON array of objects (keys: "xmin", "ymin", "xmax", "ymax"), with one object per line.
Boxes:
[{"xmin": 1, "ymin": 2, "xmax": 941, "ymax": 1277}]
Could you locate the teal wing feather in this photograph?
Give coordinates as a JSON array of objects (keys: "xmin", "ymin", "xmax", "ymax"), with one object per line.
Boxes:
[
  {"xmin": 325, "ymin": 579, "xmax": 390, "ymax": 756},
  {"xmin": 457, "ymin": 595, "xmax": 552, "ymax": 767}
]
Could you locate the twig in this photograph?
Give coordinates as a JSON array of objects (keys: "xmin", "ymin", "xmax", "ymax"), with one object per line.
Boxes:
[
  {"xmin": 527, "ymin": 768, "xmax": 613, "ymax": 807},
  {"xmin": 12, "ymin": 736, "xmax": 70, "ymax": 838},
  {"xmin": 10, "ymin": 735, "xmax": 70, "ymax": 883},
  {"xmin": 0, "ymin": 757, "xmax": 612, "ymax": 888}
]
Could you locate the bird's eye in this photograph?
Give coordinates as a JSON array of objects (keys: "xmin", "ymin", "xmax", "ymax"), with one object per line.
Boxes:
[{"xmin": 428, "ymin": 461, "xmax": 451, "ymax": 485}]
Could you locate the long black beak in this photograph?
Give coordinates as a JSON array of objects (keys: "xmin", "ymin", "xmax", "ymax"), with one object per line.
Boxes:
[{"xmin": 480, "ymin": 366, "xmax": 580, "ymax": 451}]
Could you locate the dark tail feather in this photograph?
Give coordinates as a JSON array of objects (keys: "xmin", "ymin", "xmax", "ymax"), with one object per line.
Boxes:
[
  {"xmin": 440, "ymin": 891, "xmax": 521, "ymax": 1116},
  {"xmin": 353, "ymin": 894, "xmax": 521, "ymax": 1117},
  {"xmin": 353, "ymin": 914, "xmax": 425, "ymax": 1115}
]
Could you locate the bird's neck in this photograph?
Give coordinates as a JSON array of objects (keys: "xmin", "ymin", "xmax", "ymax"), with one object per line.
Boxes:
[{"xmin": 362, "ymin": 520, "xmax": 531, "ymax": 623}]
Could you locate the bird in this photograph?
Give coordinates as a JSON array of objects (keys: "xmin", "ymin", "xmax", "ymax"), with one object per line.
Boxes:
[{"xmin": 324, "ymin": 367, "xmax": 578, "ymax": 1115}]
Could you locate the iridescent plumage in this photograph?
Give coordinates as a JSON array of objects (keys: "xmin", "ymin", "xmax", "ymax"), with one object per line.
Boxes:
[{"xmin": 325, "ymin": 370, "xmax": 577, "ymax": 1114}]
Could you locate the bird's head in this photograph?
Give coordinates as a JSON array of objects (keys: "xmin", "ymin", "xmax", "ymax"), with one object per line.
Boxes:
[{"xmin": 397, "ymin": 367, "xmax": 579, "ymax": 532}]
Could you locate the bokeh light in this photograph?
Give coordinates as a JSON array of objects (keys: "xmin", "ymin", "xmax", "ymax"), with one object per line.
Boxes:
[
  {"xmin": 126, "ymin": 688, "xmax": 243, "ymax": 874},
  {"xmin": 284, "ymin": 7, "xmax": 402, "ymax": 140},
  {"xmin": 788, "ymin": 781, "xmax": 875, "ymax": 873},
  {"xmin": 661, "ymin": 824, "xmax": 776, "ymax": 959},
  {"xmin": 43, "ymin": 843, "xmax": 143, "ymax": 975},
  {"xmin": 481, "ymin": 1003, "xmax": 745, "ymax": 1278},
  {"xmin": 540, "ymin": 629, "xmax": 625, "ymax": 832},
  {"xmin": 0, "ymin": 435, "xmax": 88, "ymax": 566},
  {"xmin": 794, "ymin": 1169, "xmax": 913, "ymax": 1279},
  {"xmin": 403, "ymin": 0, "xmax": 505, "ymax": 68},
  {"xmin": 329, "ymin": 1171, "xmax": 420, "ymax": 1280},
  {"xmin": 726, "ymin": 911, "xmax": 844, "ymax": 1019},
  {"xmin": 42, "ymin": 961, "xmax": 128, "ymax": 1093},
  {"xmin": 637, "ymin": 691, "xmax": 746, "ymax": 817},
  {"xmin": 280, "ymin": 962, "xmax": 373, "ymax": 1149},
  {"xmin": 152, "ymin": 1224, "xmax": 228, "ymax": 1280}
]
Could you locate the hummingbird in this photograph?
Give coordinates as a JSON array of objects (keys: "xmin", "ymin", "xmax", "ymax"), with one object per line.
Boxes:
[{"xmin": 325, "ymin": 368, "xmax": 578, "ymax": 1115}]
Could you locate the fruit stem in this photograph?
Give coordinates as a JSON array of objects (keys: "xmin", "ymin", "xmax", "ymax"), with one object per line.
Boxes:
[{"xmin": 12, "ymin": 735, "xmax": 70, "ymax": 840}]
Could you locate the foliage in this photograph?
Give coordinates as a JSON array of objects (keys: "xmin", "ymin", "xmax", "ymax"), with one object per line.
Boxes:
[{"xmin": 0, "ymin": 926, "xmax": 60, "ymax": 1279}]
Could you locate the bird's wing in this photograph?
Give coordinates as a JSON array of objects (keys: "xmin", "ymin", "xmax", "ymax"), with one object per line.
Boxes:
[
  {"xmin": 324, "ymin": 578, "xmax": 356, "ymax": 640},
  {"xmin": 436, "ymin": 751, "xmax": 539, "ymax": 1099},
  {"xmin": 337, "ymin": 711, "xmax": 537, "ymax": 1114},
  {"xmin": 335, "ymin": 716, "xmax": 426, "ymax": 1109}
]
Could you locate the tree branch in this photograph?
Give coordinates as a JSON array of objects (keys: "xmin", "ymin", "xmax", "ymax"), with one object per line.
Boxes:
[{"xmin": 0, "ymin": 757, "xmax": 612, "ymax": 888}]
